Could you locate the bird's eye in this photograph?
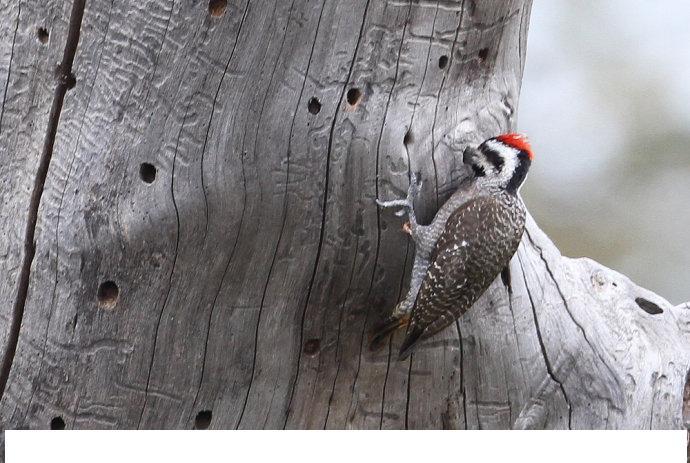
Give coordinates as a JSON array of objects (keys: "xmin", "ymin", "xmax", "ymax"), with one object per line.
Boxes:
[
  {"xmin": 471, "ymin": 164, "xmax": 486, "ymax": 177},
  {"xmin": 483, "ymin": 148, "xmax": 505, "ymax": 171}
]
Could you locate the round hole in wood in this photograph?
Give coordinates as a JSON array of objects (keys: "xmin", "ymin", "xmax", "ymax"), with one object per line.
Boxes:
[
  {"xmin": 195, "ymin": 410, "xmax": 212, "ymax": 429},
  {"xmin": 139, "ymin": 162, "xmax": 157, "ymax": 184},
  {"xmin": 37, "ymin": 27, "xmax": 49, "ymax": 44},
  {"xmin": 307, "ymin": 97, "xmax": 321, "ymax": 115},
  {"xmin": 438, "ymin": 55, "xmax": 448, "ymax": 69},
  {"xmin": 303, "ymin": 338, "xmax": 320, "ymax": 356},
  {"xmin": 97, "ymin": 281, "xmax": 119, "ymax": 308},
  {"xmin": 208, "ymin": 0, "xmax": 227, "ymax": 17},
  {"xmin": 50, "ymin": 416, "xmax": 65, "ymax": 430},
  {"xmin": 346, "ymin": 87, "xmax": 363, "ymax": 107}
]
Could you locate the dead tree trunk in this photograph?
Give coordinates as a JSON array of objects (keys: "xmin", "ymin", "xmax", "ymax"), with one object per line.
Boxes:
[{"xmin": 1, "ymin": 0, "xmax": 689, "ymax": 440}]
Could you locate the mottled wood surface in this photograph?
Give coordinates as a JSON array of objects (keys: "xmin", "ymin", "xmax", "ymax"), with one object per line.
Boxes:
[{"xmin": 1, "ymin": 0, "xmax": 688, "ymax": 448}]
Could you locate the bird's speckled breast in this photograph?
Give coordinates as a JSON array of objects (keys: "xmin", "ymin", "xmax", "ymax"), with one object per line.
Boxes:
[{"xmin": 411, "ymin": 191, "xmax": 526, "ymax": 337}]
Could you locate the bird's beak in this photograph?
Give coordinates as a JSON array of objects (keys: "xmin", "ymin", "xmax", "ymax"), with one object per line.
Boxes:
[{"xmin": 462, "ymin": 146, "xmax": 480, "ymax": 165}]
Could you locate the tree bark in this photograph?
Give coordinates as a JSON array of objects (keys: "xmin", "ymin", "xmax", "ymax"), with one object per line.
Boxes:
[{"xmin": 1, "ymin": 0, "xmax": 688, "ymax": 441}]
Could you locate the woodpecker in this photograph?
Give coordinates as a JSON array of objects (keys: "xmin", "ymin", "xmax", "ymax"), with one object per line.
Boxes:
[{"xmin": 373, "ymin": 133, "xmax": 533, "ymax": 359}]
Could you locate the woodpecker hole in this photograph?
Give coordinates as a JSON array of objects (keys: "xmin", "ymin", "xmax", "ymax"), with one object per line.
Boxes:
[
  {"xmin": 635, "ymin": 297, "xmax": 663, "ymax": 315},
  {"xmin": 195, "ymin": 410, "xmax": 212, "ymax": 429},
  {"xmin": 139, "ymin": 162, "xmax": 157, "ymax": 184},
  {"xmin": 303, "ymin": 338, "xmax": 320, "ymax": 356},
  {"xmin": 478, "ymin": 47, "xmax": 489, "ymax": 61},
  {"xmin": 37, "ymin": 27, "xmax": 49, "ymax": 44},
  {"xmin": 403, "ymin": 129, "xmax": 413, "ymax": 146},
  {"xmin": 50, "ymin": 416, "xmax": 65, "ymax": 430},
  {"xmin": 346, "ymin": 87, "xmax": 363, "ymax": 108},
  {"xmin": 208, "ymin": 0, "xmax": 227, "ymax": 17},
  {"xmin": 438, "ymin": 55, "xmax": 448, "ymax": 69},
  {"xmin": 307, "ymin": 97, "xmax": 321, "ymax": 115},
  {"xmin": 97, "ymin": 281, "xmax": 119, "ymax": 309}
]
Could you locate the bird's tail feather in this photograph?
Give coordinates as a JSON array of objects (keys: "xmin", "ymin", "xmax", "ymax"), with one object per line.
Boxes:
[
  {"xmin": 398, "ymin": 325, "xmax": 425, "ymax": 360},
  {"xmin": 368, "ymin": 315, "xmax": 410, "ymax": 352}
]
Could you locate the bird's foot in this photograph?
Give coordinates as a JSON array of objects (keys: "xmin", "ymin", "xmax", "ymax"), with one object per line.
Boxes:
[
  {"xmin": 375, "ymin": 172, "xmax": 423, "ymax": 217},
  {"xmin": 407, "ymin": 171, "xmax": 422, "ymax": 201},
  {"xmin": 375, "ymin": 198, "xmax": 412, "ymax": 216}
]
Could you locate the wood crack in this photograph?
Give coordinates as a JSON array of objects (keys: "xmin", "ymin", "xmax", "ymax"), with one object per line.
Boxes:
[
  {"xmin": 429, "ymin": 0, "xmax": 465, "ymax": 208},
  {"xmin": 27, "ymin": 1, "xmax": 115, "ymax": 425},
  {"xmin": 505, "ymin": 271, "xmax": 529, "ymax": 395},
  {"xmin": 371, "ymin": 0, "xmax": 413, "ymax": 430},
  {"xmin": 525, "ymin": 228, "xmax": 624, "ymax": 411},
  {"xmin": 394, "ymin": 1, "xmax": 442, "ymax": 429},
  {"xmin": 517, "ymin": 251, "xmax": 572, "ymax": 428},
  {"xmin": 183, "ymin": 0, "xmax": 253, "ymax": 425},
  {"xmin": 189, "ymin": 141, "xmax": 247, "ymax": 421},
  {"xmin": 278, "ymin": 0, "xmax": 332, "ymax": 423},
  {"xmin": 0, "ymin": 0, "xmax": 87, "ymax": 401},
  {"xmin": 199, "ymin": 0, "xmax": 252, "ymax": 242},
  {"xmin": 233, "ymin": 0, "xmax": 302, "ymax": 429},
  {"xmin": 404, "ymin": 0, "xmax": 440, "ymax": 172},
  {"xmin": 324, "ymin": 237, "xmax": 360, "ymax": 428},
  {"xmin": 0, "ymin": 2, "xmax": 20, "ymax": 137},
  {"xmin": 378, "ymin": 238, "xmax": 413, "ymax": 428},
  {"xmin": 404, "ymin": 358, "xmax": 412, "ymax": 429},
  {"xmin": 284, "ymin": 0, "xmax": 372, "ymax": 428},
  {"xmin": 457, "ymin": 322, "xmax": 467, "ymax": 428},
  {"xmin": 136, "ymin": 100, "xmax": 189, "ymax": 428},
  {"xmin": 378, "ymin": 239, "xmax": 411, "ymax": 429}
]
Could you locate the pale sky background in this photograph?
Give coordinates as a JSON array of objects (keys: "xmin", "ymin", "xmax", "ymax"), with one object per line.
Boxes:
[{"xmin": 519, "ymin": 0, "xmax": 690, "ymax": 303}]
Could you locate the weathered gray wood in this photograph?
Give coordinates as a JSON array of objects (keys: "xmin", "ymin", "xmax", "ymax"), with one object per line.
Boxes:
[
  {"xmin": 1, "ymin": 0, "xmax": 689, "ymax": 443},
  {"xmin": 0, "ymin": 0, "xmax": 75, "ymax": 427}
]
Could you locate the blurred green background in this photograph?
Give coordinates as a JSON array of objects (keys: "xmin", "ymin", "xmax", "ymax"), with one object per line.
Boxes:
[{"xmin": 519, "ymin": 0, "xmax": 690, "ymax": 304}]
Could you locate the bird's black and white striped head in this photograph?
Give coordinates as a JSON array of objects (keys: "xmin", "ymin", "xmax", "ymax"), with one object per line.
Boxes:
[{"xmin": 464, "ymin": 133, "xmax": 533, "ymax": 194}]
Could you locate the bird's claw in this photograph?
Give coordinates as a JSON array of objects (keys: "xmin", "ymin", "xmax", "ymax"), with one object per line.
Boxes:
[
  {"xmin": 376, "ymin": 198, "xmax": 410, "ymax": 209},
  {"xmin": 375, "ymin": 173, "xmax": 422, "ymax": 213},
  {"xmin": 407, "ymin": 172, "xmax": 422, "ymax": 201}
]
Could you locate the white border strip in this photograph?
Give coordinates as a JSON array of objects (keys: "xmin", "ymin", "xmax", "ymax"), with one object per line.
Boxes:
[{"xmin": 6, "ymin": 430, "xmax": 686, "ymax": 463}]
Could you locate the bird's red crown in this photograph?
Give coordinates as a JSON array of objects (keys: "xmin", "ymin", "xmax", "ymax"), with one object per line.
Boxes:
[{"xmin": 496, "ymin": 133, "xmax": 533, "ymax": 160}]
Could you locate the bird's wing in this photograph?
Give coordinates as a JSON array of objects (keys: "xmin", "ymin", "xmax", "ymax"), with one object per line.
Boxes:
[{"xmin": 399, "ymin": 194, "xmax": 524, "ymax": 358}]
